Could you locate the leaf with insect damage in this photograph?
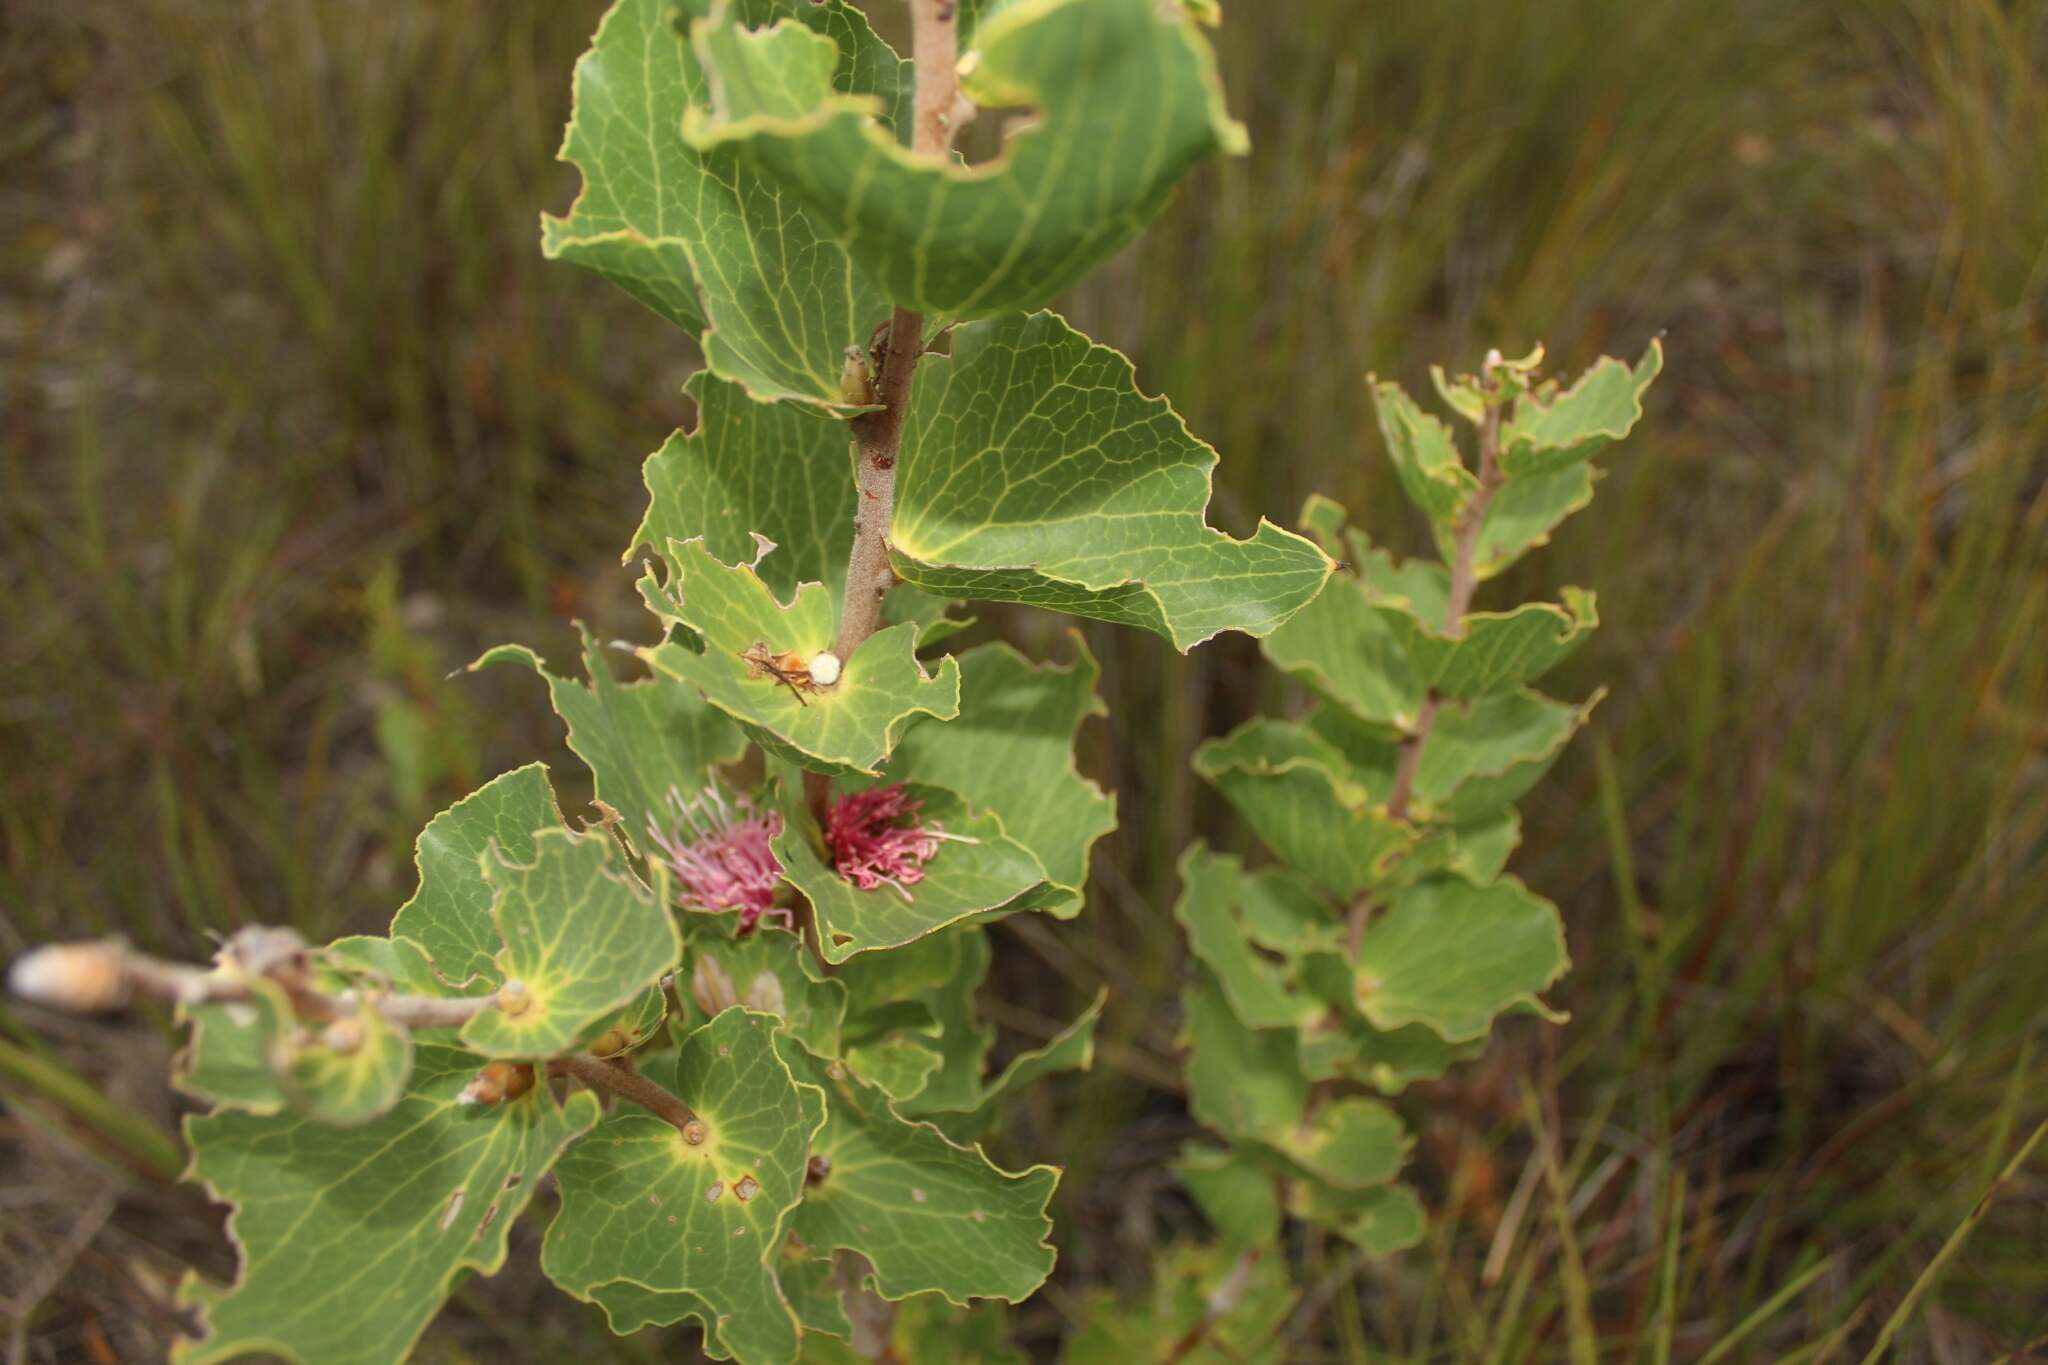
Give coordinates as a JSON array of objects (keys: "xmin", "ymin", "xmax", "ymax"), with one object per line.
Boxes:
[
  {"xmin": 173, "ymin": 1046, "xmax": 598, "ymax": 1365},
  {"xmin": 640, "ymin": 537, "xmax": 961, "ymax": 777},
  {"xmin": 541, "ymin": 1008, "xmax": 822, "ymax": 1365},
  {"xmin": 544, "ymin": 0, "xmax": 904, "ymax": 409},
  {"xmin": 687, "ymin": 0, "xmax": 1243, "ymax": 318},
  {"xmin": 632, "ymin": 371, "xmax": 857, "ymax": 603},
  {"xmin": 777, "ymin": 1036, "xmax": 1059, "ymax": 1307},
  {"xmin": 471, "ymin": 626, "xmax": 748, "ymax": 860},
  {"xmin": 888, "ymin": 313, "xmax": 1332, "ymax": 649}
]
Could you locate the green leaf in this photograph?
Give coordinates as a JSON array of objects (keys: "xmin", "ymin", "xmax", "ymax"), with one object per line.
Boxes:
[
  {"xmin": 1500, "ymin": 340, "xmax": 1662, "ymax": 479},
  {"xmin": 842, "ymin": 928, "xmax": 994, "ymax": 1113},
  {"xmin": 1288, "ymin": 1181, "xmax": 1427, "ymax": 1257},
  {"xmin": 771, "ymin": 780, "xmax": 1050, "ymax": 963},
  {"xmin": 881, "ymin": 636, "xmax": 1115, "ymax": 914},
  {"xmin": 1360, "ymin": 548, "xmax": 1599, "ymax": 700},
  {"xmin": 687, "ymin": 0, "xmax": 1245, "ymax": 318},
  {"xmin": 1471, "ymin": 462, "xmax": 1597, "ymax": 582},
  {"xmin": 322, "ymin": 934, "xmax": 448, "ymax": 998},
  {"xmin": 264, "ymin": 987, "xmax": 415, "ymax": 1128},
  {"xmin": 890, "ymin": 1296, "xmax": 1026, "ymax": 1364},
  {"xmin": 782, "ymin": 1249, "xmax": 854, "ymax": 1342},
  {"xmin": 1173, "ymin": 847, "xmax": 1327, "ymax": 1031},
  {"xmin": 174, "ymin": 1001, "xmax": 286, "ymax": 1115},
  {"xmin": 778, "ymin": 1037, "xmax": 1059, "ymax": 1305},
  {"xmin": 542, "ymin": 1009, "xmax": 822, "ymax": 1365},
  {"xmin": 633, "ymin": 372, "xmax": 857, "ymax": 602},
  {"xmin": 1353, "ymin": 875, "xmax": 1569, "ymax": 1042},
  {"xmin": 1258, "ymin": 569, "xmax": 1425, "ymax": 734},
  {"xmin": 391, "ymin": 764, "xmax": 566, "ymax": 988},
  {"xmin": 888, "ymin": 313, "xmax": 1330, "ymax": 649},
  {"xmin": 675, "ymin": 923, "xmax": 849, "ymax": 1058},
  {"xmin": 1192, "ymin": 719, "xmax": 1416, "ymax": 899},
  {"xmin": 1370, "ymin": 377, "xmax": 1476, "ymax": 552},
  {"xmin": 1307, "ymin": 689, "xmax": 1600, "ymax": 824},
  {"xmin": 472, "ymin": 626, "xmax": 747, "ymax": 857},
  {"xmin": 919, "ymin": 989, "xmax": 1106, "ymax": 1141},
  {"xmin": 544, "ymin": 0, "xmax": 903, "ymax": 408},
  {"xmin": 457, "ymin": 826, "xmax": 680, "ymax": 1059},
  {"xmin": 641, "ymin": 538, "xmax": 961, "ymax": 777},
  {"xmin": 1182, "ymin": 973, "xmax": 1305, "ymax": 1146},
  {"xmin": 1294, "ymin": 950, "xmax": 1477, "ymax": 1093},
  {"xmin": 1172, "ymin": 1145, "xmax": 1282, "ymax": 1253},
  {"xmin": 1269, "ymin": 1096, "xmax": 1407, "ymax": 1191},
  {"xmin": 883, "ymin": 584, "xmax": 977, "ymax": 649},
  {"xmin": 1066, "ymin": 1243, "xmax": 1291, "ymax": 1365},
  {"xmin": 175, "ymin": 1047, "xmax": 600, "ymax": 1365}
]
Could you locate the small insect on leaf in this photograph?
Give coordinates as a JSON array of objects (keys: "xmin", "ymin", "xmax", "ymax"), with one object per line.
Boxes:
[{"xmin": 740, "ymin": 642, "xmax": 839, "ymax": 705}]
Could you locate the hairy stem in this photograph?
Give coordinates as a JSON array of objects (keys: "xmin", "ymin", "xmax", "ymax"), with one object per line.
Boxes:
[
  {"xmin": 7, "ymin": 937, "xmax": 491, "ymax": 1029},
  {"xmin": 806, "ymin": 0, "xmax": 966, "ymax": 829},
  {"xmin": 552, "ymin": 1053, "xmax": 698, "ymax": 1133}
]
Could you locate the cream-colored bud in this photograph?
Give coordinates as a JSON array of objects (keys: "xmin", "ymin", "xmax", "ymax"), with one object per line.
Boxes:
[
  {"xmin": 807, "ymin": 651, "xmax": 842, "ymax": 687},
  {"xmin": 8, "ymin": 942, "xmax": 129, "ymax": 1012},
  {"xmin": 319, "ymin": 1016, "xmax": 365, "ymax": 1055}
]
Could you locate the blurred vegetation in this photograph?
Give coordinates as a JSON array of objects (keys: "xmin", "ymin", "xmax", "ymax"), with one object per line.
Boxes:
[{"xmin": 2, "ymin": 0, "xmax": 2044, "ymax": 1360}]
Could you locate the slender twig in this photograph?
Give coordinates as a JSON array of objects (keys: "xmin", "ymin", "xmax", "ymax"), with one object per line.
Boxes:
[
  {"xmin": 552, "ymin": 1053, "xmax": 699, "ymax": 1134},
  {"xmin": 1384, "ymin": 370, "xmax": 1508, "ymax": 823},
  {"xmin": 7, "ymin": 937, "xmax": 491, "ymax": 1029},
  {"xmin": 805, "ymin": 0, "xmax": 967, "ymax": 833}
]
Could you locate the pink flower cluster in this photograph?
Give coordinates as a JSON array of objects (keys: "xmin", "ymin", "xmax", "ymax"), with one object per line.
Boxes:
[
  {"xmin": 646, "ymin": 784, "xmax": 788, "ymax": 934},
  {"xmin": 822, "ymin": 783, "xmax": 971, "ymax": 900}
]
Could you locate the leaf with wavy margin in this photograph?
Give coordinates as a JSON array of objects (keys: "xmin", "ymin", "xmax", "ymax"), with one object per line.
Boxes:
[
  {"xmin": 887, "ymin": 313, "xmax": 1330, "ymax": 649},
  {"xmin": 686, "ymin": 0, "xmax": 1244, "ymax": 318}
]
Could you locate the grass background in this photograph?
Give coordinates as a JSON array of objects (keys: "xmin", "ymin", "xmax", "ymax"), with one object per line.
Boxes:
[{"xmin": 3, "ymin": 0, "xmax": 2045, "ymax": 1360}]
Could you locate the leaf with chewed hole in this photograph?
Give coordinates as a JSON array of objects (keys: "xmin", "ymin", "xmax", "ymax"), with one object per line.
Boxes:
[
  {"xmin": 541, "ymin": 1009, "xmax": 821, "ymax": 1365},
  {"xmin": 640, "ymin": 538, "xmax": 960, "ymax": 778},
  {"xmin": 778, "ymin": 1037, "xmax": 1059, "ymax": 1306}
]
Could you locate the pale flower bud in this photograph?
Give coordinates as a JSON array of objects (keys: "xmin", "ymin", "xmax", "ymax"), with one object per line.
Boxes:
[
  {"xmin": 8, "ymin": 942, "xmax": 130, "ymax": 1012},
  {"xmin": 807, "ymin": 651, "xmax": 842, "ymax": 687}
]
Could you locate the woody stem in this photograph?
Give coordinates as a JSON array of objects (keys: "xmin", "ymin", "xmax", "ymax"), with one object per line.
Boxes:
[
  {"xmin": 806, "ymin": 0, "xmax": 966, "ymax": 830},
  {"xmin": 551, "ymin": 1054, "xmax": 698, "ymax": 1133}
]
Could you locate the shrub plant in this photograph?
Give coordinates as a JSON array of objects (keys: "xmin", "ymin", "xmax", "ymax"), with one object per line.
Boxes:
[{"xmin": 8, "ymin": 1, "xmax": 1656, "ymax": 1360}]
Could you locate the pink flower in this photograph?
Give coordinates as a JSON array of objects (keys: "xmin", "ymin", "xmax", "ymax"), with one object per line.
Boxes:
[
  {"xmin": 646, "ymin": 784, "xmax": 789, "ymax": 934},
  {"xmin": 823, "ymin": 783, "xmax": 975, "ymax": 900}
]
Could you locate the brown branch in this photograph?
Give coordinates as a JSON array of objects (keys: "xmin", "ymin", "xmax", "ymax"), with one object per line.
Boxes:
[
  {"xmin": 1383, "ymin": 365, "xmax": 1508, "ymax": 823},
  {"xmin": 7, "ymin": 936, "xmax": 492, "ymax": 1029},
  {"xmin": 806, "ymin": 0, "xmax": 966, "ymax": 835},
  {"xmin": 551, "ymin": 1053, "xmax": 699, "ymax": 1134}
]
